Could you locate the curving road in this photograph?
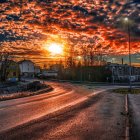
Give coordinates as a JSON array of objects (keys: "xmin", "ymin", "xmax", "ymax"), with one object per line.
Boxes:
[
  {"xmin": 0, "ymin": 82, "xmax": 137, "ymax": 140},
  {"xmin": 0, "ymin": 82, "xmax": 102, "ymax": 132}
]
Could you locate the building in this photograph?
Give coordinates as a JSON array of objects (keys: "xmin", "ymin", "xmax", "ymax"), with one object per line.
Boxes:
[
  {"xmin": 41, "ymin": 69, "xmax": 58, "ymax": 78},
  {"xmin": 106, "ymin": 62, "xmax": 140, "ymax": 82},
  {"xmin": 35, "ymin": 66, "xmax": 41, "ymax": 75},
  {"xmin": 19, "ymin": 60, "xmax": 35, "ymax": 77},
  {"xmin": 0, "ymin": 60, "xmax": 20, "ymax": 82}
]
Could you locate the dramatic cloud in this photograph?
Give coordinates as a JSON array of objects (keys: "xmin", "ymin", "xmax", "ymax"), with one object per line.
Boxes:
[{"xmin": 0, "ymin": 0, "xmax": 140, "ymax": 63}]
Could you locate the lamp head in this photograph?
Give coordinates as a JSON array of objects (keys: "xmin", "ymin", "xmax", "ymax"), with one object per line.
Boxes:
[{"xmin": 124, "ymin": 17, "xmax": 129, "ymax": 21}]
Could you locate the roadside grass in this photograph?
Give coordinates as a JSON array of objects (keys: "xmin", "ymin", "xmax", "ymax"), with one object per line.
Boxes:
[
  {"xmin": 113, "ymin": 88, "xmax": 140, "ymax": 94},
  {"xmin": 0, "ymin": 86, "xmax": 53, "ymax": 101}
]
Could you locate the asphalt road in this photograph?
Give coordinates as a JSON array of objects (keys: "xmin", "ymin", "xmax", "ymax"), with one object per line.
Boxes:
[
  {"xmin": 129, "ymin": 94, "xmax": 140, "ymax": 140},
  {"xmin": 0, "ymin": 82, "xmax": 138, "ymax": 140}
]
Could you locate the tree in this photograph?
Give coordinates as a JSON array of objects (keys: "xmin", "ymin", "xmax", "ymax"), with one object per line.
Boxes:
[{"xmin": 0, "ymin": 52, "xmax": 12, "ymax": 82}]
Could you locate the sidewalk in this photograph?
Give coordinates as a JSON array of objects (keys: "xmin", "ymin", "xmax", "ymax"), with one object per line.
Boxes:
[{"xmin": 129, "ymin": 94, "xmax": 140, "ymax": 140}]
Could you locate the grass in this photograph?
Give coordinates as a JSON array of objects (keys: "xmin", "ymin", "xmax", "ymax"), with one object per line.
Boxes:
[
  {"xmin": 113, "ymin": 88, "xmax": 140, "ymax": 94},
  {"xmin": 0, "ymin": 86, "xmax": 53, "ymax": 101}
]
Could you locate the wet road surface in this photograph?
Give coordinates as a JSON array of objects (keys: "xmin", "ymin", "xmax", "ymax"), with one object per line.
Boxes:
[
  {"xmin": 129, "ymin": 94, "xmax": 140, "ymax": 140},
  {"xmin": 0, "ymin": 82, "xmax": 128, "ymax": 140}
]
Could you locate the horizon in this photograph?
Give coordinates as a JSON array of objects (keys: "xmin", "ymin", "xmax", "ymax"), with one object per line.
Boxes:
[{"xmin": 0, "ymin": 0, "xmax": 140, "ymax": 66}]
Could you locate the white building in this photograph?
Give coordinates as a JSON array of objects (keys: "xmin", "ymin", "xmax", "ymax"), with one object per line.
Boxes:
[
  {"xmin": 19, "ymin": 60, "xmax": 35, "ymax": 77},
  {"xmin": 106, "ymin": 62, "xmax": 140, "ymax": 82}
]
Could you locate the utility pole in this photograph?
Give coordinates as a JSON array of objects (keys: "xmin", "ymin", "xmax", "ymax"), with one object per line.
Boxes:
[
  {"xmin": 128, "ymin": 19, "xmax": 132, "ymax": 92},
  {"xmin": 19, "ymin": 0, "xmax": 22, "ymax": 17},
  {"xmin": 124, "ymin": 17, "xmax": 132, "ymax": 92}
]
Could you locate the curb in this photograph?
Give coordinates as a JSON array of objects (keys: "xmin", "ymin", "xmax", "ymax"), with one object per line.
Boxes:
[
  {"xmin": 125, "ymin": 94, "xmax": 130, "ymax": 140},
  {"xmin": 32, "ymin": 86, "xmax": 53, "ymax": 95}
]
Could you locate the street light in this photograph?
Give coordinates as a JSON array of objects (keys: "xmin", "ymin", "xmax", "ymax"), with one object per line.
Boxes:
[
  {"xmin": 124, "ymin": 17, "xmax": 132, "ymax": 92},
  {"xmin": 77, "ymin": 56, "xmax": 82, "ymax": 61},
  {"xmin": 112, "ymin": 66, "xmax": 115, "ymax": 84},
  {"xmin": 77, "ymin": 56, "xmax": 82, "ymax": 82},
  {"xmin": 124, "ymin": 17, "xmax": 129, "ymax": 22}
]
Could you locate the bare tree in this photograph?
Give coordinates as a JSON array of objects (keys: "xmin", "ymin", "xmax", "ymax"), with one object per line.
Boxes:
[
  {"xmin": 0, "ymin": 52, "xmax": 12, "ymax": 82},
  {"xmin": 81, "ymin": 45, "xmax": 89, "ymax": 66},
  {"xmin": 65, "ymin": 44, "xmax": 76, "ymax": 68}
]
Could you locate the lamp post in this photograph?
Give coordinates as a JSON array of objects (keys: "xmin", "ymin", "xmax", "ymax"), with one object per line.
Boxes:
[
  {"xmin": 112, "ymin": 66, "xmax": 115, "ymax": 84},
  {"xmin": 77, "ymin": 56, "xmax": 82, "ymax": 82},
  {"xmin": 124, "ymin": 17, "xmax": 132, "ymax": 92}
]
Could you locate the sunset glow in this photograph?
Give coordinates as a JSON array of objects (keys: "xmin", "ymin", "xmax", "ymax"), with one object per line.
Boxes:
[
  {"xmin": 1, "ymin": 1, "xmax": 140, "ymax": 138},
  {"xmin": 0, "ymin": 1, "xmax": 140, "ymax": 65},
  {"xmin": 47, "ymin": 43, "xmax": 63, "ymax": 55}
]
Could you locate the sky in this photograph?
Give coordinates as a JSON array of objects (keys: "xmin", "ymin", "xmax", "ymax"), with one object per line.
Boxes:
[{"xmin": 0, "ymin": 0, "xmax": 140, "ymax": 66}]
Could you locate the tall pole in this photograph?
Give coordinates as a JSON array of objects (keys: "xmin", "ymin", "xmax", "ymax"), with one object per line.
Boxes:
[
  {"xmin": 112, "ymin": 67, "xmax": 114, "ymax": 84},
  {"xmin": 126, "ymin": 18, "xmax": 132, "ymax": 92},
  {"xmin": 20, "ymin": 0, "xmax": 22, "ymax": 17}
]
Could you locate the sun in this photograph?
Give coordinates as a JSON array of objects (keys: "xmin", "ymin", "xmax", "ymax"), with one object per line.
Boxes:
[{"xmin": 48, "ymin": 43, "xmax": 63, "ymax": 55}]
